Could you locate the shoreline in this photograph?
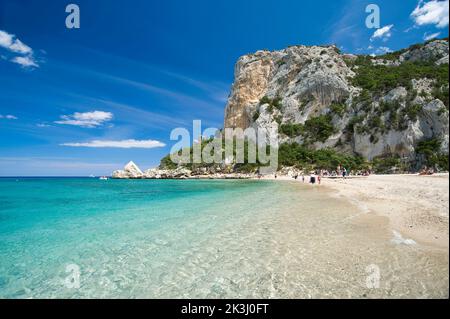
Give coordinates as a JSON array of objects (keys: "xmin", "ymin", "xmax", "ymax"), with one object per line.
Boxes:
[
  {"xmin": 257, "ymin": 173, "xmax": 449, "ymax": 250},
  {"xmin": 112, "ymin": 171, "xmax": 449, "ymax": 250},
  {"xmin": 235, "ymin": 172, "xmax": 449, "ymax": 250}
]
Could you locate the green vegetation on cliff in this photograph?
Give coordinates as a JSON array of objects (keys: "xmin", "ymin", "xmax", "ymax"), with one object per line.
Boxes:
[
  {"xmin": 351, "ymin": 57, "xmax": 448, "ymax": 98},
  {"xmin": 416, "ymin": 138, "xmax": 449, "ymax": 171},
  {"xmin": 260, "ymin": 96, "xmax": 283, "ymax": 113},
  {"xmin": 280, "ymin": 115, "xmax": 335, "ymax": 143},
  {"xmin": 278, "ymin": 143, "xmax": 367, "ymax": 171},
  {"xmin": 160, "ymin": 137, "xmax": 448, "ymax": 173}
]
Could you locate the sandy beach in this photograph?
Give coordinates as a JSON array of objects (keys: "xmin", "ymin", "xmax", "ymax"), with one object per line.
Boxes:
[
  {"xmin": 258, "ymin": 173, "xmax": 449, "ymax": 249},
  {"xmin": 322, "ymin": 174, "xmax": 449, "ymax": 250}
]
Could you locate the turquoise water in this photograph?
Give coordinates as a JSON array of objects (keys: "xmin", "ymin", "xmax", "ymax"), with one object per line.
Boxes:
[
  {"xmin": 0, "ymin": 178, "xmax": 448, "ymax": 298},
  {"xmin": 0, "ymin": 178, "xmax": 294, "ymax": 298}
]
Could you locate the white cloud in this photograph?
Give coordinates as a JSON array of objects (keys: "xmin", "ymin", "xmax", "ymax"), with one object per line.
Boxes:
[
  {"xmin": 423, "ymin": 31, "xmax": 442, "ymax": 41},
  {"xmin": 371, "ymin": 25, "xmax": 394, "ymax": 41},
  {"xmin": 55, "ymin": 111, "xmax": 113, "ymax": 128},
  {"xmin": 11, "ymin": 56, "xmax": 39, "ymax": 68},
  {"xmin": 0, "ymin": 29, "xmax": 38, "ymax": 68},
  {"xmin": 411, "ymin": 0, "xmax": 449, "ymax": 28},
  {"xmin": 377, "ymin": 46, "xmax": 393, "ymax": 54},
  {"xmin": 0, "ymin": 114, "xmax": 18, "ymax": 120},
  {"xmin": 61, "ymin": 139, "xmax": 166, "ymax": 149},
  {"xmin": 0, "ymin": 30, "xmax": 32, "ymax": 54},
  {"xmin": 370, "ymin": 46, "xmax": 393, "ymax": 56},
  {"xmin": 9, "ymin": 39, "xmax": 32, "ymax": 55},
  {"xmin": 404, "ymin": 25, "xmax": 418, "ymax": 33}
]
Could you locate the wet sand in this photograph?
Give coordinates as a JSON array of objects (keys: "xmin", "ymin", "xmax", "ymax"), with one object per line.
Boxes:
[{"xmin": 247, "ymin": 174, "xmax": 449, "ymax": 298}]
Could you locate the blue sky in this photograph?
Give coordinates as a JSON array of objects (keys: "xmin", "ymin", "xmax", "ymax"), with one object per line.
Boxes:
[{"xmin": 0, "ymin": 0, "xmax": 448, "ymax": 176}]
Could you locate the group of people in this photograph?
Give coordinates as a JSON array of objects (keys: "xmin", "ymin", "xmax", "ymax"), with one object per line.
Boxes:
[
  {"xmin": 319, "ymin": 167, "xmax": 372, "ymax": 177},
  {"xmin": 293, "ymin": 165, "xmax": 355, "ymax": 185},
  {"xmin": 269, "ymin": 164, "xmax": 373, "ymax": 183},
  {"xmin": 293, "ymin": 172, "xmax": 323, "ymax": 185},
  {"xmin": 419, "ymin": 166, "xmax": 435, "ymax": 175}
]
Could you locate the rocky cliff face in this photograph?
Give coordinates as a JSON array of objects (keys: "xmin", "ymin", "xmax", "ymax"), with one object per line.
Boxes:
[{"xmin": 224, "ymin": 39, "xmax": 449, "ymax": 165}]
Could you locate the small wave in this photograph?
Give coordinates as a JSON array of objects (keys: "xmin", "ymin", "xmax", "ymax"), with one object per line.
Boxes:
[{"xmin": 391, "ymin": 230, "xmax": 417, "ymax": 246}]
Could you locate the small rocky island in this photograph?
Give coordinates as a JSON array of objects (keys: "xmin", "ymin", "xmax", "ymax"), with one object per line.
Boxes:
[{"xmin": 112, "ymin": 161, "xmax": 256, "ymax": 179}]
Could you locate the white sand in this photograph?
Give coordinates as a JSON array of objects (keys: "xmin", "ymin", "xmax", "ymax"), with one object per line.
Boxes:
[{"xmin": 322, "ymin": 174, "xmax": 449, "ymax": 249}]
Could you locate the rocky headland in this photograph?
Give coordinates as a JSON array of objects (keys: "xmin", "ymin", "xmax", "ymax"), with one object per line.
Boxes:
[{"xmin": 113, "ymin": 39, "xmax": 449, "ymax": 179}]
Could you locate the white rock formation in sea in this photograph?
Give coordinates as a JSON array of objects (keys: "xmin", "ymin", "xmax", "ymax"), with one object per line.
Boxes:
[
  {"xmin": 112, "ymin": 161, "xmax": 143, "ymax": 179},
  {"xmin": 223, "ymin": 39, "xmax": 449, "ymax": 164},
  {"xmin": 112, "ymin": 163, "xmax": 255, "ymax": 179},
  {"xmin": 143, "ymin": 167, "xmax": 192, "ymax": 179}
]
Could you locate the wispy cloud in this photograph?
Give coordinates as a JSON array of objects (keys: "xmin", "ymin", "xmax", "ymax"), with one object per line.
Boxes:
[
  {"xmin": 371, "ymin": 25, "xmax": 394, "ymax": 42},
  {"xmin": 424, "ymin": 31, "xmax": 442, "ymax": 41},
  {"xmin": 70, "ymin": 96, "xmax": 189, "ymax": 129},
  {"xmin": 11, "ymin": 56, "xmax": 39, "ymax": 68},
  {"xmin": 162, "ymin": 71, "xmax": 230, "ymax": 103},
  {"xmin": 36, "ymin": 123, "xmax": 51, "ymax": 127},
  {"xmin": 55, "ymin": 111, "xmax": 113, "ymax": 128},
  {"xmin": 0, "ymin": 114, "xmax": 18, "ymax": 120},
  {"xmin": 53, "ymin": 49, "xmax": 227, "ymax": 113},
  {"xmin": 99, "ymin": 73, "xmax": 224, "ymax": 112},
  {"xmin": 61, "ymin": 139, "xmax": 166, "ymax": 149},
  {"xmin": 324, "ymin": 0, "xmax": 366, "ymax": 49},
  {"xmin": 411, "ymin": 0, "xmax": 449, "ymax": 28},
  {"xmin": 0, "ymin": 29, "xmax": 39, "ymax": 68},
  {"xmin": 72, "ymin": 47, "xmax": 230, "ymax": 103}
]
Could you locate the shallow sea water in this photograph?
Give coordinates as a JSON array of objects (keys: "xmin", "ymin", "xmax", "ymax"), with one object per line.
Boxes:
[{"xmin": 0, "ymin": 178, "xmax": 448, "ymax": 298}]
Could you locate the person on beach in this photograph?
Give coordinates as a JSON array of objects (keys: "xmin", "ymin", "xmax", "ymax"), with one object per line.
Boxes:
[
  {"xmin": 310, "ymin": 173, "xmax": 316, "ymax": 184},
  {"xmin": 302, "ymin": 174, "xmax": 305, "ymax": 183},
  {"xmin": 342, "ymin": 167, "xmax": 347, "ymax": 179}
]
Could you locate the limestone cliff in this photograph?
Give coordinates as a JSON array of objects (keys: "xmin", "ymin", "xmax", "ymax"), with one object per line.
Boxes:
[{"xmin": 224, "ymin": 39, "xmax": 449, "ymax": 167}]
